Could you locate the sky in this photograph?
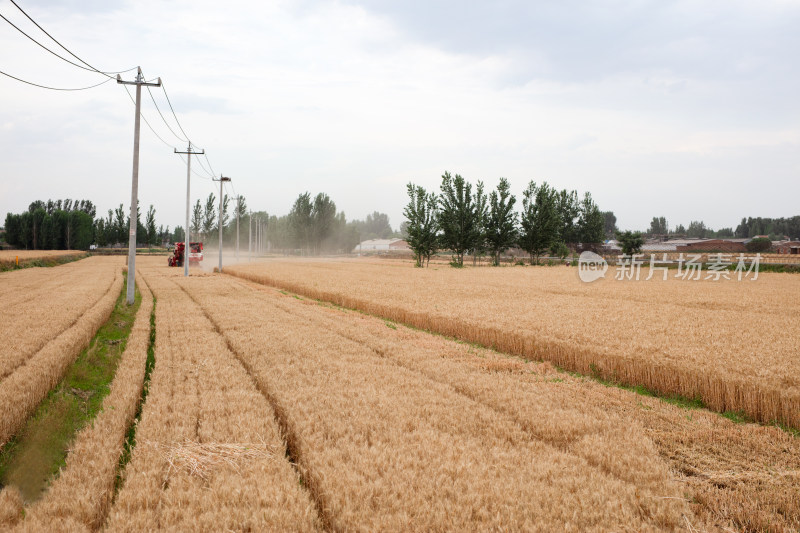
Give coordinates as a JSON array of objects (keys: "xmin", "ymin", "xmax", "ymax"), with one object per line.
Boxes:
[{"xmin": 1, "ymin": 0, "xmax": 799, "ymax": 233}]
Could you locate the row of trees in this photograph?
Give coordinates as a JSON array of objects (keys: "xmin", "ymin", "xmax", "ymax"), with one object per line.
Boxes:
[
  {"xmin": 4, "ymin": 199, "xmax": 96, "ymax": 250},
  {"xmin": 644, "ymin": 216, "xmax": 800, "ymax": 241},
  {"xmin": 404, "ymin": 172, "xmax": 605, "ymax": 267},
  {"xmin": 261, "ymin": 195, "xmax": 398, "ymax": 254}
]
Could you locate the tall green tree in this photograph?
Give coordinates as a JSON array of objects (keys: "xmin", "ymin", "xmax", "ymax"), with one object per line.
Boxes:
[
  {"xmin": 289, "ymin": 192, "xmax": 313, "ymax": 252},
  {"xmin": 602, "ymin": 211, "xmax": 617, "ymax": 240},
  {"xmin": 312, "ymin": 193, "xmax": 337, "ymax": 253},
  {"xmin": 202, "ymin": 193, "xmax": 217, "ymax": 240},
  {"xmin": 145, "ymin": 205, "xmax": 157, "ymax": 247},
  {"xmin": 438, "ymin": 171, "xmax": 481, "ymax": 267},
  {"xmin": 556, "ymin": 189, "xmax": 579, "ymax": 244},
  {"xmin": 519, "ymin": 181, "xmax": 561, "ymax": 264},
  {"xmin": 191, "ymin": 200, "xmax": 203, "ymax": 239},
  {"xmin": 404, "ymin": 183, "xmax": 439, "ymax": 267},
  {"xmin": 471, "ymin": 181, "xmax": 489, "ymax": 264},
  {"xmin": 484, "ymin": 178, "xmax": 517, "ymax": 266},
  {"xmin": 648, "ymin": 216, "xmax": 668, "ymax": 236},
  {"xmin": 577, "ymin": 192, "xmax": 604, "ymax": 244}
]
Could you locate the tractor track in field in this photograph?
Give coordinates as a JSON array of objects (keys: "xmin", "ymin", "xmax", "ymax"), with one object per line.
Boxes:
[
  {"xmin": 186, "ymin": 275, "xmax": 679, "ymax": 511},
  {"xmin": 170, "ymin": 277, "xmax": 333, "ymax": 533}
]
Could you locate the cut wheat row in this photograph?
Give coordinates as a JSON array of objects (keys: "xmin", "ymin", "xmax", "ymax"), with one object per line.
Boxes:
[
  {"xmin": 183, "ymin": 274, "xmax": 688, "ymax": 531},
  {"xmin": 0, "ymin": 267, "xmax": 123, "ymax": 448},
  {"xmin": 105, "ymin": 266, "xmax": 319, "ymax": 532},
  {"xmin": 5, "ymin": 275, "xmax": 155, "ymax": 532},
  {"xmin": 226, "ymin": 260, "xmax": 800, "ymax": 428},
  {"xmin": 0, "ymin": 257, "xmax": 122, "ymax": 380}
]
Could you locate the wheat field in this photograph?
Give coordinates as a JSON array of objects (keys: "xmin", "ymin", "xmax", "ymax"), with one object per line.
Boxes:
[
  {"xmin": 226, "ymin": 258, "xmax": 800, "ymax": 428},
  {"xmin": 1, "ymin": 255, "xmax": 798, "ymax": 531},
  {"xmin": 0, "ymin": 256, "xmax": 124, "ymax": 446}
]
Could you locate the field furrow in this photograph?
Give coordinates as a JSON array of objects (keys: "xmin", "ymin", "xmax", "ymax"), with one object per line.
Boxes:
[
  {"xmin": 0, "ymin": 267, "xmax": 123, "ymax": 447},
  {"xmin": 178, "ymin": 273, "xmax": 688, "ymax": 531},
  {"xmin": 14, "ymin": 275, "xmax": 155, "ymax": 532},
  {"xmin": 105, "ymin": 268, "xmax": 320, "ymax": 532},
  {"xmin": 226, "ymin": 259, "xmax": 800, "ymax": 427}
]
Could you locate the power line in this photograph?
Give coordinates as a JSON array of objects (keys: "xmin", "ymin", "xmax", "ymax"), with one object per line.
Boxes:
[
  {"xmin": 146, "ymin": 85, "xmax": 188, "ymax": 143},
  {"xmin": 176, "ymin": 154, "xmax": 213, "ymax": 181},
  {"xmin": 160, "ymin": 81, "xmax": 192, "ymax": 142},
  {"xmin": 122, "ymin": 84, "xmax": 175, "ymax": 149},
  {"xmin": 194, "ymin": 153, "xmax": 216, "ymax": 178},
  {"xmin": 0, "ymin": 12, "xmax": 106, "ymax": 74},
  {"xmin": 202, "ymin": 152, "xmax": 216, "ymax": 177},
  {"xmin": 0, "ymin": 68, "xmax": 113, "ymax": 90},
  {"xmin": 8, "ymin": 0, "xmax": 134, "ymax": 78}
]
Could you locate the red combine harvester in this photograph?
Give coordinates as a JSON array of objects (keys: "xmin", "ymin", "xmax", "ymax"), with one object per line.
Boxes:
[{"xmin": 168, "ymin": 242, "xmax": 203, "ymax": 267}]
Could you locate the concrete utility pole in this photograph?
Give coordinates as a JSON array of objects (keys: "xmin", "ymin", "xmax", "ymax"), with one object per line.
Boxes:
[
  {"xmin": 213, "ymin": 175, "xmax": 231, "ymax": 272},
  {"xmin": 174, "ymin": 142, "xmax": 204, "ymax": 277},
  {"xmin": 117, "ymin": 68, "xmax": 161, "ymax": 305},
  {"xmin": 235, "ymin": 195, "xmax": 240, "ymax": 260},
  {"xmin": 248, "ymin": 210, "xmax": 252, "ymax": 261}
]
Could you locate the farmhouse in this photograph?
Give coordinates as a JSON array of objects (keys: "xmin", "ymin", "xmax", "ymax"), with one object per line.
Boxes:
[
  {"xmin": 353, "ymin": 238, "xmax": 408, "ymax": 252},
  {"xmin": 775, "ymin": 241, "xmax": 800, "ymax": 254}
]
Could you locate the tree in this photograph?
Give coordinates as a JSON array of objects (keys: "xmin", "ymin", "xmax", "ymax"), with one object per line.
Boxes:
[
  {"xmin": 471, "ymin": 181, "xmax": 489, "ymax": 264},
  {"xmin": 602, "ymin": 211, "xmax": 618, "ymax": 240},
  {"xmin": 648, "ymin": 216, "xmax": 668, "ymax": 236},
  {"xmin": 289, "ymin": 192, "xmax": 313, "ymax": 252},
  {"xmin": 438, "ymin": 171, "xmax": 481, "ymax": 267},
  {"xmin": 218, "ymin": 194, "xmax": 231, "ymax": 242},
  {"xmin": 617, "ymin": 230, "xmax": 644, "ymax": 255},
  {"xmin": 362, "ymin": 212, "xmax": 393, "ymax": 240},
  {"xmin": 746, "ymin": 237, "xmax": 771, "ymax": 253},
  {"xmin": 556, "ymin": 189, "xmax": 579, "ymax": 244},
  {"xmin": 145, "ymin": 205, "xmax": 157, "ymax": 247},
  {"xmin": 686, "ymin": 220, "xmax": 708, "ymax": 238},
  {"xmin": 233, "ymin": 195, "xmax": 248, "ymax": 247},
  {"xmin": 577, "ymin": 192, "xmax": 604, "ymax": 244},
  {"xmin": 202, "ymin": 193, "xmax": 217, "ymax": 240},
  {"xmin": 191, "ymin": 200, "xmax": 203, "ymax": 239},
  {"xmin": 404, "ymin": 183, "xmax": 439, "ymax": 267},
  {"xmin": 484, "ymin": 178, "xmax": 517, "ymax": 266},
  {"xmin": 311, "ymin": 193, "xmax": 336, "ymax": 253},
  {"xmin": 519, "ymin": 181, "xmax": 560, "ymax": 264},
  {"xmin": 114, "ymin": 204, "xmax": 126, "ymax": 245}
]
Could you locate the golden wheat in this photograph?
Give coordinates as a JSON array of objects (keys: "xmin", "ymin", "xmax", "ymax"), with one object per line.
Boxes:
[
  {"xmin": 0, "ymin": 259, "xmax": 123, "ymax": 446},
  {"xmin": 14, "ymin": 275, "xmax": 154, "ymax": 532},
  {"xmin": 182, "ymin": 272, "xmax": 688, "ymax": 530},
  {"xmin": 105, "ymin": 263, "xmax": 320, "ymax": 532},
  {"xmin": 0, "ymin": 257, "xmax": 121, "ymax": 381},
  {"xmin": 227, "ymin": 258, "xmax": 800, "ymax": 428}
]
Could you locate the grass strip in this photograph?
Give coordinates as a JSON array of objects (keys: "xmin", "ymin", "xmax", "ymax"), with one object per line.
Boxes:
[
  {"xmin": 0, "ymin": 279, "xmax": 140, "ymax": 502},
  {"xmin": 114, "ymin": 295, "xmax": 157, "ymax": 495}
]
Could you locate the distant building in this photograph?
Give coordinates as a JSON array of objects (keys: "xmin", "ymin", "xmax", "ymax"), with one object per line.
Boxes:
[
  {"xmin": 775, "ymin": 241, "xmax": 800, "ymax": 255},
  {"xmin": 354, "ymin": 238, "xmax": 408, "ymax": 253}
]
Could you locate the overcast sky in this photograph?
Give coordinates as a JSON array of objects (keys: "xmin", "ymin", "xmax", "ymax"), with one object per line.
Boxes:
[{"xmin": 1, "ymin": 0, "xmax": 798, "ymax": 233}]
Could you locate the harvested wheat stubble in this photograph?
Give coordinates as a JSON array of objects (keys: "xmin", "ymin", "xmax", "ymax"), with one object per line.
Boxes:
[
  {"xmin": 0, "ymin": 256, "xmax": 122, "ymax": 380},
  {"xmin": 105, "ymin": 263, "xmax": 319, "ymax": 532},
  {"xmin": 260, "ymin": 283, "xmax": 800, "ymax": 531},
  {"xmin": 181, "ymin": 273, "xmax": 688, "ymax": 531},
  {"xmin": 226, "ymin": 259, "xmax": 800, "ymax": 428},
  {"xmin": 0, "ymin": 264, "xmax": 124, "ymax": 447},
  {"xmin": 12, "ymin": 275, "xmax": 154, "ymax": 532}
]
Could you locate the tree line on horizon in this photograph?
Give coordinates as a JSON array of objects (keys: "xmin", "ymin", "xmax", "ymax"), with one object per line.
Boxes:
[
  {"xmin": 2, "ymin": 195, "xmax": 401, "ymax": 254},
  {"xmin": 404, "ymin": 172, "xmax": 606, "ymax": 267}
]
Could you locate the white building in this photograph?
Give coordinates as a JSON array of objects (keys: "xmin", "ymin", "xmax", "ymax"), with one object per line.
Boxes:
[{"xmin": 353, "ymin": 238, "xmax": 408, "ymax": 253}]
